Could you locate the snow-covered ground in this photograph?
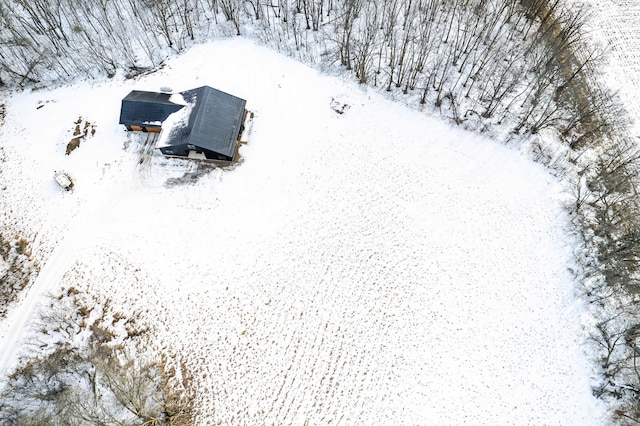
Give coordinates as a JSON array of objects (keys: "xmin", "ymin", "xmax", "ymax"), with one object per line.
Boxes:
[
  {"xmin": 582, "ymin": 0, "xmax": 640, "ymax": 134},
  {"xmin": 0, "ymin": 39, "xmax": 606, "ymax": 424}
]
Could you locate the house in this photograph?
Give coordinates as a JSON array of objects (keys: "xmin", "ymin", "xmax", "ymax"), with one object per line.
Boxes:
[{"xmin": 119, "ymin": 86, "xmax": 248, "ymax": 161}]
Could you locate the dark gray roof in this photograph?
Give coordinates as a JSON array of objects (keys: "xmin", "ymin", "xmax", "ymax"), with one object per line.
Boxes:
[
  {"xmin": 119, "ymin": 90, "xmax": 184, "ymax": 127},
  {"xmin": 166, "ymin": 86, "xmax": 247, "ymax": 158}
]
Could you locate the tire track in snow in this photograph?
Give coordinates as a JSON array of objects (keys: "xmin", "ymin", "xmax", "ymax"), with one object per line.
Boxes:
[{"xmin": 164, "ymin": 150, "xmax": 441, "ymax": 424}]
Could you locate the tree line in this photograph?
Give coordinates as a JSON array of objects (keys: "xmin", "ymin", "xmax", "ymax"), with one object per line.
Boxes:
[{"xmin": 0, "ymin": 0, "xmax": 612, "ymax": 146}]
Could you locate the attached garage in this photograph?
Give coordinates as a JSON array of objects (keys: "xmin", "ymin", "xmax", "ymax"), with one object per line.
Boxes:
[{"xmin": 118, "ymin": 90, "xmax": 185, "ymax": 133}]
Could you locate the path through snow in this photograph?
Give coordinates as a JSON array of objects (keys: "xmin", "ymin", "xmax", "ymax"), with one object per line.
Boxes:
[{"xmin": 0, "ymin": 183, "xmax": 134, "ymax": 374}]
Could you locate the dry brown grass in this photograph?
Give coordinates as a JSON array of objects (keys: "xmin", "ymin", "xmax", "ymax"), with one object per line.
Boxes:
[
  {"xmin": 0, "ymin": 233, "xmax": 36, "ymax": 319},
  {"xmin": 65, "ymin": 116, "xmax": 97, "ymax": 155}
]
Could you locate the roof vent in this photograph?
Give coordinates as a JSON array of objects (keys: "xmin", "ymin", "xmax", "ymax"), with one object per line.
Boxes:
[{"xmin": 160, "ymin": 86, "xmax": 173, "ymax": 93}]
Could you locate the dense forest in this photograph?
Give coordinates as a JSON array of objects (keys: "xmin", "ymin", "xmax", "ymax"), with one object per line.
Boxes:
[{"xmin": 2, "ymin": 0, "xmax": 640, "ymax": 423}]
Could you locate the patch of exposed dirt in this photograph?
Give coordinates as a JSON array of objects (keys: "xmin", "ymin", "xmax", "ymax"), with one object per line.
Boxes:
[
  {"xmin": 164, "ymin": 162, "xmax": 218, "ymax": 187},
  {"xmin": 65, "ymin": 116, "xmax": 96, "ymax": 155},
  {"xmin": 35, "ymin": 100, "xmax": 54, "ymax": 110},
  {"xmin": 0, "ymin": 103, "xmax": 5, "ymax": 126}
]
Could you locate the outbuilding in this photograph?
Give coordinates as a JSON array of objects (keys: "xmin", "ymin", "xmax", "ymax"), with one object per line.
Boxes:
[{"xmin": 118, "ymin": 90, "xmax": 185, "ymax": 133}]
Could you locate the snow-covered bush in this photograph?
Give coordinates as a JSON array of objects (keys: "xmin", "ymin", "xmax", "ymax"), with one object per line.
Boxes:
[{"xmin": 0, "ymin": 287, "xmax": 193, "ymax": 425}]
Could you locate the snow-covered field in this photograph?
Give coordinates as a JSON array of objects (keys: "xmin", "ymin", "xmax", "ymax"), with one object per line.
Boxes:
[
  {"xmin": 583, "ymin": 0, "xmax": 640, "ymax": 133},
  {"xmin": 0, "ymin": 39, "xmax": 606, "ymax": 424}
]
